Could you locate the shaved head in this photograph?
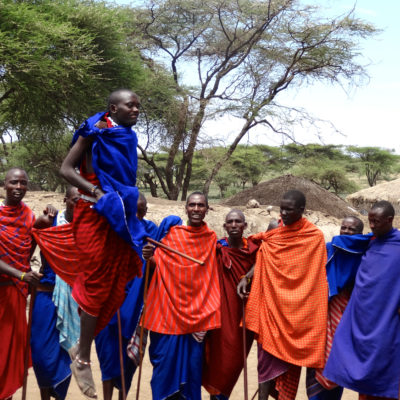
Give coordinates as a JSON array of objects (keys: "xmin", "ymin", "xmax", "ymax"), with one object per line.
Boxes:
[
  {"xmin": 107, "ymin": 89, "xmax": 138, "ymax": 111},
  {"xmin": 226, "ymin": 209, "xmax": 245, "ymax": 222},
  {"xmin": 5, "ymin": 167, "xmax": 28, "ymax": 182}
]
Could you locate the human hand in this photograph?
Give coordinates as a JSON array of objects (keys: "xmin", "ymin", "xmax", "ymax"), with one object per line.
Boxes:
[
  {"xmin": 237, "ymin": 277, "xmax": 250, "ymax": 299},
  {"xmin": 142, "ymin": 244, "xmax": 155, "ymax": 261},
  {"xmin": 94, "ymin": 188, "xmax": 105, "ymax": 201},
  {"xmin": 43, "ymin": 204, "xmax": 58, "ymax": 218},
  {"xmin": 22, "ymin": 271, "xmax": 43, "ymax": 286}
]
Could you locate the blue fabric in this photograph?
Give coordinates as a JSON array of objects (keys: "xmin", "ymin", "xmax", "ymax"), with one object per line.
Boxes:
[
  {"xmin": 218, "ymin": 238, "xmax": 229, "ymax": 247},
  {"xmin": 31, "ymin": 292, "xmax": 71, "ymax": 399},
  {"xmin": 149, "ymin": 332, "xmax": 204, "ymax": 400},
  {"xmin": 324, "ymin": 228, "xmax": 400, "ymax": 397},
  {"xmin": 309, "ymin": 387, "xmax": 343, "ymax": 400},
  {"xmin": 72, "ymin": 112, "xmax": 146, "ymax": 252},
  {"xmin": 325, "ymin": 233, "xmax": 371, "ymax": 299},
  {"xmin": 95, "ymin": 215, "xmax": 182, "ymax": 392}
]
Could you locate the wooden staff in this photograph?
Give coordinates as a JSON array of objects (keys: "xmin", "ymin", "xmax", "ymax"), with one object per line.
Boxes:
[
  {"xmin": 117, "ymin": 310, "xmax": 127, "ymax": 400},
  {"xmin": 250, "ymin": 389, "xmax": 259, "ymax": 400},
  {"xmin": 146, "ymin": 237, "xmax": 204, "ymax": 265},
  {"xmin": 242, "ymin": 300, "xmax": 249, "ymax": 400},
  {"xmin": 22, "ymin": 287, "xmax": 36, "ymax": 400},
  {"xmin": 135, "ymin": 261, "xmax": 150, "ymax": 400}
]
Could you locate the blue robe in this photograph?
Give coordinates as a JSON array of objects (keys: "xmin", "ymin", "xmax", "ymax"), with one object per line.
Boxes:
[{"xmin": 324, "ymin": 228, "xmax": 400, "ymax": 397}]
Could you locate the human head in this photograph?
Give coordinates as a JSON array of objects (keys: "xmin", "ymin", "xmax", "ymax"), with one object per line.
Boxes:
[
  {"xmin": 224, "ymin": 209, "xmax": 247, "ymax": 241},
  {"xmin": 340, "ymin": 216, "xmax": 364, "ymax": 235},
  {"xmin": 64, "ymin": 186, "xmax": 79, "ymax": 215},
  {"xmin": 107, "ymin": 89, "xmax": 140, "ymax": 127},
  {"xmin": 368, "ymin": 200, "xmax": 394, "ymax": 238},
  {"xmin": 185, "ymin": 192, "xmax": 208, "ymax": 227},
  {"xmin": 280, "ymin": 190, "xmax": 305, "ymax": 226},
  {"xmin": 4, "ymin": 168, "xmax": 28, "ymax": 206},
  {"xmin": 137, "ymin": 192, "xmax": 147, "ymax": 220}
]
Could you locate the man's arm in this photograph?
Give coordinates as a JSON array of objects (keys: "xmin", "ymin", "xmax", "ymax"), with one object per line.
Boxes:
[
  {"xmin": 33, "ymin": 204, "xmax": 58, "ymax": 229},
  {"xmin": 0, "ymin": 259, "xmax": 42, "ymax": 286},
  {"xmin": 237, "ymin": 265, "xmax": 255, "ymax": 299},
  {"xmin": 59, "ymin": 135, "xmax": 104, "ymax": 201}
]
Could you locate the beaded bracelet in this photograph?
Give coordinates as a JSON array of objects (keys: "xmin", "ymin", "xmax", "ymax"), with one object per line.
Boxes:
[{"xmin": 90, "ymin": 185, "xmax": 99, "ymax": 196}]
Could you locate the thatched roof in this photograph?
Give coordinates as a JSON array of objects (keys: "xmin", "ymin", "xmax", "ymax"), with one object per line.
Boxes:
[
  {"xmin": 347, "ymin": 178, "xmax": 400, "ymax": 214},
  {"xmin": 224, "ymin": 175, "xmax": 359, "ymax": 219}
]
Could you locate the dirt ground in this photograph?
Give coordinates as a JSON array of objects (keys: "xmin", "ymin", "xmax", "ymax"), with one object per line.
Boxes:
[{"xmin": 9, "ymin": 190, "xmax": 363, "ymax": 400}]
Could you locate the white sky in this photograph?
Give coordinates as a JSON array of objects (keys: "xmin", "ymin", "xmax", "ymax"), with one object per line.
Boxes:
[{"xmin": 117, "ymin": 0, "xmax": 400, "ymax": 153}]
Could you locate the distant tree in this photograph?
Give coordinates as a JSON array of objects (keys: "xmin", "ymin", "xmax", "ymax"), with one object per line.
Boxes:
[
  {"xmin": 346, "ymin": 146, "xmax": 399, "ymax": 186},
  {"xmin": 131, "ymin": 0, "xmax": 376, "ymax": 199}
]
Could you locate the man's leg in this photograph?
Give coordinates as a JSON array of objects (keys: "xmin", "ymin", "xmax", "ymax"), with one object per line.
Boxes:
[
  {"xmin": 258, "ymin": 381, "xmax": 272, "ymax": 400},
  {"xmin": 102, "ymin": 380, "xmax": 113, "ymax": 400},
  {"xmin": 39, "ymin": 388, "xmax": 51, "ymax": 400},
  {"xmin": 71, "ymin": 311, "xmax": 98, "ymax": 398}
]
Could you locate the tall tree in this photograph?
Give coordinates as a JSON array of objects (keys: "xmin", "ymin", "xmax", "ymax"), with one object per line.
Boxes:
[{"xmin": 130, "ymin": 0, "xmax": 376, "ymax": 199}]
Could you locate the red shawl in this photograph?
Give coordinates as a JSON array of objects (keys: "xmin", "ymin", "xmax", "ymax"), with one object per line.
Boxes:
[
  {"xmin": 143, "ymin": 223, "xmax": 220, "ymax": 334},
  {"xmin": 0, "ymin": 201, "xmax": 35, "ymax": 297},
  {"xmin": 203, "ymin": 238, "xmax": 259, "ymax": 397}
]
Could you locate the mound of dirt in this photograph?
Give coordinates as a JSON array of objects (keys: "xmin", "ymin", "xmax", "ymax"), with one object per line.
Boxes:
[
  {"xmin": 347, "ymin": 178, "xmax": 400, "ymax": 215},
  {"xmin": 224, "ymin": 175, "xmax": 359, "ymax": 219}
]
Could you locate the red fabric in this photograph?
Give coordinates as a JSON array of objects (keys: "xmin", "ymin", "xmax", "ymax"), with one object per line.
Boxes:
[
  {"xmin": 274, "ymin": 364, "xmax": 302, "ymax": 400},
  {"xmin": 246, "ymin": 218, "xmax": 328, "ymax": 368},
  {"xmin": 0, "ymin": 201, "xmax": 35, "ymax": 297},
  {"xmin": 0, "ymin": 285, "xmax": 32, "ymax": 399},
  {"xmin": 143, "ymin": 223, "xmax": 220, "ymax": 334},
  {"xmin": 32, "ymin": 172, "xmax": 142, "ymax": 335},
  {"xmin": 202, "ymin": 238, "xmax": 259, "ymax": 397}
]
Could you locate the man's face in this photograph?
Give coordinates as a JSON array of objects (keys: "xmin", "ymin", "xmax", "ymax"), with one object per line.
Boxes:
[
  {"xmin": 110, "ymin": 92, "xmax": 140, "ymax": 127},
  {"xmin": 340, "ymin": 218, "xmax": 361, "ymax": 235},
  {"xmin": 224, "ymin": 211, "xmax": 247, "ymax": 240},
  {"xmin": 65, "ymin": 187, "xmax": 80, "ymax": 214},
  {"xmin": 136, "ymin": 200, "xmax": 147, "ymax": 220},
  {"xmin": 186, "ymin": 194, "xmax": 208, "ymax": 227},
  {"xmin": 280, "ymin": 198, "xmax": 303, "ymax": 226},
  {"xmin": 4, "ymin": 169, "xmax": 28, "ymax": 206},
  {"xmin": 368, "ymin": 208, "xmax": 393, "ymax": 238}
]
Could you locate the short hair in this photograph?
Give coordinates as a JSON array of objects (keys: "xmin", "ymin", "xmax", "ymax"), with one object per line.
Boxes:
[
  {"xmin": 186, "ymin": 191, "xmax": 208, "ymax": 208},
  {"xmin": 107, "ymin": 89, "xmax": 137, "ymax": 111},
  {"xmin": 65, "ymin": 185, "xmax": 77, "ymax": 198},
  {"xmin": 137, "ymin": 192, "xmax": 147, "ymax": 204},
  {"xmin": 343, "ymin": 216, "xmax": 364, "ymax": 233},
  {"xmin": 371, "ymin": 200, "xmax": 395, "ymax": 218},
  {"xmin": 5, "ymin": 167, "xmax": 28, "ymax": 182},
  {"xmin": 226, "ymin": 209, "xmax": 245, "ymax": 222},
  {"xmin": 282, "ymin": 189, "xmax": 306, "ymax": 209}
]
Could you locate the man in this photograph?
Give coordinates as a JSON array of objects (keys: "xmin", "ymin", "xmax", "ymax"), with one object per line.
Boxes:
[
  {"xmin": 243, "ymin": 190, "xmax": 328, "ymax": 400},
  {"xmin": 324, "ymin": 201, "xmax": 400, "ymax": 400},
  {"xmin": 306, "ymin": 216, "xmax": 366, "ymax": 400},
  {"xmin": 202, "ymin": 209, "xmax": 259, "ymax": 399},
  {"xmin": 31, "ymin": 186, "xmax": 80, "ymax": 400},
  {"xmin": 142, "ymin": 192, "xmax": 221, "ymax": 400},
  {"xmin": 34, "ymin": 89, "xmax": 145, "ymax": 399},
  {"xmin": 95, "ymin": 192, "xmax": 158, "ymax": 400},
  {"xmin": 0, "ymin": 168, "xmax": 42, "ymax": 399}
]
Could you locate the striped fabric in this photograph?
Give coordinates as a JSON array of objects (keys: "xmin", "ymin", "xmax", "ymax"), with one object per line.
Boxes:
[
  {"xmin": 246, "ymin": 218, "xmax": 328, "ymax": 368},
  {"xmin": 315, "ymin": 290, "xmax": 350, "ymax": 389},
  {"xmin": 275, "ymin": 364, "xmax": 302, "ymax": 400},
  {"xmin": 143, "ymin": 223, "xmax": 221, "ymax": 334}
]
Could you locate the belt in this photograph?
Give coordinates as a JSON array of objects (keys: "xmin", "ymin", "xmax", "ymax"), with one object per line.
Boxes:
[
  {"xmin": 36, "ymin": 284, "xmax": 55, "ymax": 293},
  {"xmin": 0, "ymin": 280, "xmax": 13, "ymax": 287}
]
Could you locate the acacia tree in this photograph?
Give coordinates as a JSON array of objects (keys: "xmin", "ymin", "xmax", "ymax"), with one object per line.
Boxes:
[{"xmin": 130, "ymin": 0, "xmax": 376, "ymax": 199}]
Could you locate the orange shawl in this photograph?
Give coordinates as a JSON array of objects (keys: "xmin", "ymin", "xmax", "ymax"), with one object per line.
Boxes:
[
  {"xmin": 143, "ymin": 223, "xmax": 220, "ymax": 334},
  {"xmin": 245, "ymin": 218, "xmax": 328, "ymax": 368}
]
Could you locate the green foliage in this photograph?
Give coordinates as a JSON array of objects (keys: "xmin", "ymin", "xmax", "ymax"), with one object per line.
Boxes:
[{"xmin": 346, "ymin": 146, "xmax": 399, "ymax": 186}]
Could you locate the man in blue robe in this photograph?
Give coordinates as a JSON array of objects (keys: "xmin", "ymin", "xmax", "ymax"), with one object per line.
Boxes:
[{"xmin": 324, "ymin": 200, "xmax": 400, "ymax": 400}]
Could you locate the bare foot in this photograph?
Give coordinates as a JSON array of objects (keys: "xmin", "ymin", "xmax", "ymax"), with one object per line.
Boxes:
[
  {"xmin": 68, "ymin": 341, "xmax": 79, "ymax": 361},
  {"xmin": 70, "ymin": 358, "xmax": 97, "ymax": 399}
]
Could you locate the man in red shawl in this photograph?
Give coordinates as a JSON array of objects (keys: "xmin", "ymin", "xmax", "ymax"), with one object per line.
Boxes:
[
  {"xmin": 142, "ymin": 192, "xmax": 221, "ymax": 400},
  {"xmin": 58, "ymin": 89, "xmax": 144, "ymax": 399},
  {"xmin": 0, "ymin": 168, "xmax": 42, "ymax": 399},
  {"xmin": 240, "ymin": 190, "xmax": 328, "ymax": 400},
  {"xmin": 202, "ymin": 209, "xmax": 259, "ymax": 398}
]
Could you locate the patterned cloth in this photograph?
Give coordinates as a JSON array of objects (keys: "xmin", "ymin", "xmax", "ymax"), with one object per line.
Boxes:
[
  {"xmin": 324, "ymin": 228, "xmax": 400, "ymax": 398},
  {"xmin": 202, "ymin": 237, "xmax": 259, "ymax": 397},
  {"xmin": 143, "ymin": 223, "xmax": 220, "ymax": 334},
  {"xmin": 0, "ymin": 201, "xmax": 35, "ymax": 399},
  {"xmin": 245, "ymin": 217, "xmax": 328, "ymax": 368}
]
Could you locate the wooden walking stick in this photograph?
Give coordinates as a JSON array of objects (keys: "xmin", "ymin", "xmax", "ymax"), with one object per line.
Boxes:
[
  {"xmin": 22, "ymin": 286, "xmax": 36, "ymax": 400},
  {"xmin": 242, "ymin": 300, "xmax": 249, "ymax": 400},
  {"xmin": 117, "ymin": 310, "xmax": 127, "ymax": 400}
]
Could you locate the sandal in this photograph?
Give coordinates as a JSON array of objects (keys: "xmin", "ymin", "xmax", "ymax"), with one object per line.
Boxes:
[{"xmin": 70, "ymin": 357, "xmax": 98, "ymax": 399}]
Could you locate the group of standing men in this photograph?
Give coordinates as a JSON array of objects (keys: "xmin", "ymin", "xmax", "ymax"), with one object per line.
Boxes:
[{"xmin": 1, "ymin": 88, "xmax": 399, "ymax": 400}]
